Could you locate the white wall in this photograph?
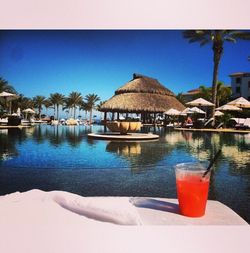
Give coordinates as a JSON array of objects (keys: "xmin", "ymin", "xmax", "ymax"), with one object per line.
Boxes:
[{"xmin": 231, "ymin": 75, "xmax": 250, "ymax": 99}]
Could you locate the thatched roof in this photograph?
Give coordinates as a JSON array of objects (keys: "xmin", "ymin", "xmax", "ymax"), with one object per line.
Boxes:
[
  {"xmin": 100, "ymin": 74, "xmax": 185, "ymax": 113},
  {"xmin": 115, "ymin": 73, "xmax": 174, "ymax": 96}
]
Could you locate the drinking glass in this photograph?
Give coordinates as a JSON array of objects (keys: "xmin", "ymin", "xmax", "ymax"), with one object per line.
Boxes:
[{"xmin": 175, "ymin": 162, "xmax": 210, "ymax": 217}]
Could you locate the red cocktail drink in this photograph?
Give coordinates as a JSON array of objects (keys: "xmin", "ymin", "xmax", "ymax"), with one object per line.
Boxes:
[{"xmin": 175, "ymin": 163, "xmax": 210, "ymax": 217}]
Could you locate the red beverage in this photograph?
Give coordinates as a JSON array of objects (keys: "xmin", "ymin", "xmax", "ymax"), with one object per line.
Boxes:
[{"xmin": 175, "ymin": 163, "xmax": 210, "ymax": 217}]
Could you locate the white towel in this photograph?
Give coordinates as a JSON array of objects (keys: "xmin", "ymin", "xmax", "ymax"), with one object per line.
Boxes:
[
  {"xmin": 52, "ymin": 192, "xmax": 142, "ymax": 225},
  {"xmin": 0, "ymin": 190, "xmax": 142, "ymax": 225}
]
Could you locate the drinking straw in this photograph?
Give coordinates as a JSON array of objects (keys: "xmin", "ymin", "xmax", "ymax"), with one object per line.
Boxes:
[{"xmin": 202, "ymin": 149, "xmax": 222, "ymax": 178}]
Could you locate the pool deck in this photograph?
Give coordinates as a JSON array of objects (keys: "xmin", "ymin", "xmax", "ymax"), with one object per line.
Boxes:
[
  {"xmin": 174, "ymin": 127, "xmax": 250, "ymax": 134},
  {"xmin": 0, "ymin": 125, "xmax": 32, "ymax": 129}
]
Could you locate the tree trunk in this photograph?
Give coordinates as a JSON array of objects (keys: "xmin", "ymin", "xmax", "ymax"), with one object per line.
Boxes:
[
  {"xmin": 39, "ymin": 107, "xmax": 41, "ymax": 120},
  {"xmin": 89, "ymin": 109, "xmax": 92, "ymax": 124},
  {"xmin": 211, "ymin": 41, "xmax": 223, "ymax": 126},
  {"xmin": 74, "ymin": 106, "xmax": 76, "ymax": 119},
  {"xmin": 56, "ymin": 104, "xmax": 59, "ymax": 120}
]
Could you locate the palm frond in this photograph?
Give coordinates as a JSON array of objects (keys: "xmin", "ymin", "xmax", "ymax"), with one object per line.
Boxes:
[
  {"xmin": 228, "ymin": 31, "xmax": 250, "ymax": 40},
  {"xmin": 224, "ymin": 37, "xmax": 236, "ymax": 43},
  {"xmin": 183, "ymin": 30, "xmax": 212, "ymax": 46}
]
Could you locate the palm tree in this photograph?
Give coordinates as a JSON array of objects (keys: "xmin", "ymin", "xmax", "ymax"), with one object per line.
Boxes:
[
  {"xmin": 216, "ymin": 81, "xmax": 232, "ymax": 107},
  {"xmin": 67, "ymin": 92, "xmax": 83, "ymax": 119},
  {"xmin": 183, "ymin": 30, "xmax": 250, "ymax": 122},
  {"xmin": 49, "ymin": 93, "xmax": 65, "ymax": 120},
  {"xmin": 0, "ymin": 78, "xmax": 17, "ymax": 111},
  {"xmin": 33, "ymin": 95, "xmax": 46, "ymax": 119},
  {"xmin": 0, "ymin": 77, "xmax": 16, "ymax": 93},
  {"xmin": 79, "ymin": 100, "xmax": 90, "ymax": 120},
  {"xmin": 176, "ymin": 93, "xmax": 186, "ymax": 104},
  {"xmin": 43, "ymin": 99, "xmax": 53, "ymax": 116},
  {"xmin": 194, "ymin": 85, "xmax": 212, "ymax": 101},
  {"xmin": 96, "ymin": 100, "xmax": 106, "ymax": 111},
  {"xmin": 84, "ymin": 93, "xmax": 100, "ymax": 124},
  {"xmin": 14, "ymin": 94, "xmax": 34, "ymax": 112},
  {"xmin": 96, "ymin": 100, "xmax": 106, "ymax": 120}
]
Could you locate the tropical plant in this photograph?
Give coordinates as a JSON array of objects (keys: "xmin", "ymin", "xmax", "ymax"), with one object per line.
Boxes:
[
  {"xmin": 43, "ymin": 99, "xmax": 53, "ymax": 116},
  {"xmin": 183, "ymin": 30, "xmax": 250, "ymax": 123},
  {"xmin": 66, "ymin": 92, "xmax": 83, "ymax": 119},
  {"xmin": 176, "ymin": 93, "xmax": 186, "ymax": 105},
  {"xmin": 194, "ymin": 85, "xmax": 212, "ymax": 101},
  {"xmin": 49, "ymin": 93, "xmax": 65, "ymax": 120},
  {"xmin": 0, "ymin": 78, "xmax": 18, "ymax": 111},
  {"xmin": 79, "ymin": 100, "xmax": 90, "ymax": 120},
  {"xmin": 12, "ymin": 94, "xmax": 34, "ymax": 113},
  {"xmin": 96, "ymin": 101, "xmax": 106, "ymax": 120},
  {"xmin": 0, "ymin": 77, "xmax": 16, "ymax": 93},
  {"xmin": 216, "ymin": 81, "xmax": 232, "ymax": 107},
  {"xmin": 84, "ymin": 94, "xmax": 100, "ymax": 124},
  {"xmin": 33, "ymin": 95, "xmax": 46, "ymax": 119}
]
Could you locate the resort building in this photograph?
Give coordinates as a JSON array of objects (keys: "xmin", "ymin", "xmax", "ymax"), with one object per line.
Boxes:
[
  {"xmin": 229, "ymin": 72, "xmax": 250, "ymax": 100},
  {"xmin": 182, "ymin": 88, "xmax": 200, "ymax": 102}
]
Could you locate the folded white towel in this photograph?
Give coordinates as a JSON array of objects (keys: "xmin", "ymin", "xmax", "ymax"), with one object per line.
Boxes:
[
  {"xmin": 52, "ymin": 191, "xmax": 142, "ymax": 225},
  {"xmin": 0, "ymin": 190, "xmax": 142, "ymax": 225}
]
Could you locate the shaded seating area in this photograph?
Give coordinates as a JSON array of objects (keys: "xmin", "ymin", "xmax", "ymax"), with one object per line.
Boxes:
[{"xmin": 99, "ymin": 74, "xmax": 185, "ymax": 128}]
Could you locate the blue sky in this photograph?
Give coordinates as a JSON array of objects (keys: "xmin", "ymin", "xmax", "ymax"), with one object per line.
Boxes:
[{"xmin": 0, "ymin": 30, "xmax": 250, "ymax": 103}]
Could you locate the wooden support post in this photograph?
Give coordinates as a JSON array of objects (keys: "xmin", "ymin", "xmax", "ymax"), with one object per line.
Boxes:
[{"xmin": 104, "ymin": 112, "xmax": 107, "ymax": 132}]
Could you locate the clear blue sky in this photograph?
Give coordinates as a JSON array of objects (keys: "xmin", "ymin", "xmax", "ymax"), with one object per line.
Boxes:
[{"xmin": 0, "ymin": 30, "xmax": 250, "ymax": 102}]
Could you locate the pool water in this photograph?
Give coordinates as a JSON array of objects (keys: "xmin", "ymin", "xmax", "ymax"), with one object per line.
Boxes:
[{"xmin": 0, "ymin": 125, "xmax": 250, "ymax": 223}]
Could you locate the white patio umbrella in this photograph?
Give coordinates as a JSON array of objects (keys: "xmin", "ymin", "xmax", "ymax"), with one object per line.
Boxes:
[
  {"xmin": 189, "ymin": 107, "xmax": 206, "ymax": 114},
  {"xmin": 23, "ymin": 108, "xmax": 35, "ymax": 119},
  {"xmin": 214, "ymin": 110, "xmax": 224, "ymax": 117},
  {"xmin": 215, "ymin": 104, "xmax": 242, "ymax": 111},
  {"xmin": 23, "ymin": 108, "xmax": 35, "ymax": 113},
  {"xmin": 164, "ymin": 108, "xmax": 181, "ymax": 116},
  {"xmin": 186, "ymin": 98, "xmax": 214, "ymax": 107},
  {"xmin": 227, "ymin": 97, "xmax": 250, "ymax": 109},
  {"xmin": 180, "ymin": 107, "xmax": 193, "ymax": 116},
  {"xmin": 0, "ymin": 91, "xmax": 19, "ymax": 114},
  {"xmin": 180, "ymin": 107, "xmax": 205, "ymax": 116}
]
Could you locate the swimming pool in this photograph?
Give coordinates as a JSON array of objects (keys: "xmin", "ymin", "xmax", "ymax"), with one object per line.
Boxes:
[{"xmin": 0, "ymin": 125, "xmax": 250, "ymax": 223}]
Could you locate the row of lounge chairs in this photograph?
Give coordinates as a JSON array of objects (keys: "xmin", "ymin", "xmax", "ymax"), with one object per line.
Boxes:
[{"xmin": 167, "ymin": 117, "xmax": 250, "ymax": 130}]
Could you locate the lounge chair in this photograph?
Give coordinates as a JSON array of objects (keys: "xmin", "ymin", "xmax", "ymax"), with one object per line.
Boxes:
[
  {"xmin": 235, "ymin": 118, "xmax": 250, "ymax": 130},
  {"xmin": 216, "ymin": 122, "xmax": 224, "ymax": 129},
  {"xmin": 0, "ymin": 118, "xmax": 8, "ymax": 126},
  {"xmin": 204, "ymin": 118, "xmax": 214, "ymax": 127}
]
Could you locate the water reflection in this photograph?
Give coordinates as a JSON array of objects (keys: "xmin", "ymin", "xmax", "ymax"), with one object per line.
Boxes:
[
  {"xmin": 31, "ymin": 125, "xmax": 91, "ymax": 147},
  {"xmin": 1, "ymin": 126, "xmax": 250, "ymax": 173},
  {"xmin": 0, "ymin": 128, "xmax": 24, "ymax": 161},
  {"xmin": 0, "ymin": 125, "xmax": 93, "ymax": 162},
  {"xmin": 105, "ymin": 140, "xmax": 173, "ymax": 173},
  {"xmin": 106, "ymin": 142, "xmax": 142, "ymax": 156}
]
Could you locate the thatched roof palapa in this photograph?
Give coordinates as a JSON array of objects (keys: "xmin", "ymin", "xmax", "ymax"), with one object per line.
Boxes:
[{"xmin": 100, "ymin": 74, "xmax": 185, "ymax": 113}]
